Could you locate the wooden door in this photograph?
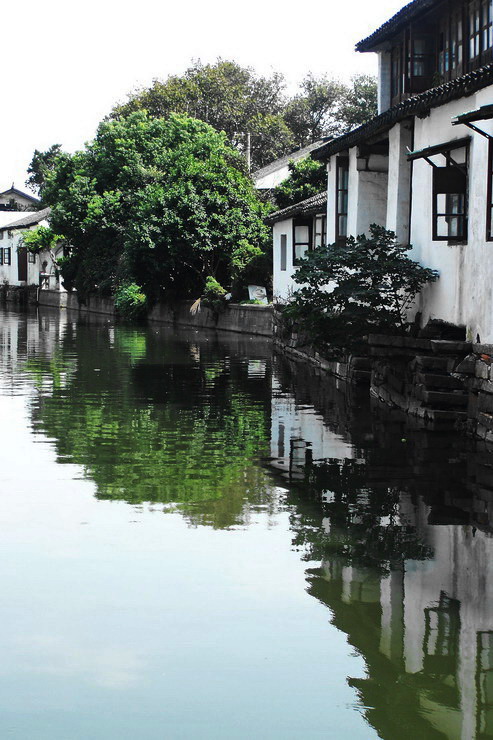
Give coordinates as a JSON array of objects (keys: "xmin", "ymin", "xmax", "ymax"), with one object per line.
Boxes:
[{"xmin": 17, "ymin": 247, "xmax": 27, "ymax": 282}]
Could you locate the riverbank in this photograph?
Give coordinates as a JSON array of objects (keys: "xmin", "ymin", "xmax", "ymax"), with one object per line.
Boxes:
[{"xmin": 4, "ymin": 285, "xmax": 493, "ymax": 444}]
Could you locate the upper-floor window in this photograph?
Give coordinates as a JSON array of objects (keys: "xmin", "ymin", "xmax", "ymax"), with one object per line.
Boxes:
[
  {"xmin": 336, "ymin": 157, "xmax": 349, "ymax": 243},
  {"xmin": 469, "ymin": 0, "xmax": 493, "ymax": 66}
]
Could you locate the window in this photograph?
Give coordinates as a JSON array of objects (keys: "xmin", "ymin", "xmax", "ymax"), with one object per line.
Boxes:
[
  {"xmin": 409, "ymin": 139, "xmax": 469, "ymax": 243},
  {"xmin": 3, "ymin": 248, "xmax": 11, "ymax": 266},
  {"xmin": 313, "ymin": 215, "xmax": 326, "ymax": 248},
  {"xmin": 293, "ymin": 218, "xmax": 312, "ymax": 264},
  {"xmin": 433, "ymin": 160, "xmax": 468, "ymax": 241},
  {"xmin": 28, "ymin": 251, "xmax": 36, "ymax": 264},
  {"xmin": 336, "ymin": 157, "xmax": 349, "ymax": 243},
  {"xmin": 468, "ymin": 0, "xmax": 493, "ymax": 68},
  {"xmin": 280, "ymin": 234, "xmax": 287, "ymax": 271}
]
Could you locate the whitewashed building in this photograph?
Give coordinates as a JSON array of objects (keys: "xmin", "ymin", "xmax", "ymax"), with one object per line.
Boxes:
[
  {"xmin": 270, "ymin": 0, "xmax": 493, "ymax": 343},
  {"xmin": 0, "ymin": 186, "xmax": 40, "ymax": 212},
  {"xmin": 0, "ymin": 207, "xmax": 63, "ymax": 289}
]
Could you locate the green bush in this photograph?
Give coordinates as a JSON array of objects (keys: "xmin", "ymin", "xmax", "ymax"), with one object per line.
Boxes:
[
  {"xmin": 114, "ymin": 282, "xmax": 147, "ymax": 321},
  {"xmin": 285, "ymin": 225, "xmax": 439, "ymax": 356}
]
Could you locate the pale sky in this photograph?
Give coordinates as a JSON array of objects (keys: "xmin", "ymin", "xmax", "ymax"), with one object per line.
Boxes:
[{"xmin": 1, "ymin": 0, "xmax": 405, "ymax": 192}]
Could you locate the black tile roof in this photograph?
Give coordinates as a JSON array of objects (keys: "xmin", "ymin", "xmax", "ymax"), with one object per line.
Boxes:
[
  {"xmin": 312, "ymin": 63, "xmax": 493, "ymax": 161},
  {"xmin": 0, "ymin": 207, "xmax": 51, "ymax": 231},
  {"xmin": 356, "ymin": 0, "xmax": 436, "ymax": 51},
  {"xmin": 265, "ymin": 192, "xmax": 327, "ymax": 224}
]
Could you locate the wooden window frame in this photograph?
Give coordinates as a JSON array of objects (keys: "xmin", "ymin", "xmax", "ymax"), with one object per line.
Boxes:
[
  {"xmin": 280, "ymin": 234, "xmax": 287, "ymax": 271},
  {"xmin": 335, "ymin": 156, "xmax": 349, "ymax": 244},
  {"xmin": 313, "ymin": 215, "xmax": 326, "ymax": 249},
  {"xmin": 4, "ymin": 248, "xmax": 11, "ymax": 266},
  {"xmin": 432, "ymin": 151, "xmax": 469, "ymax": 243},
  {"xmin": 292, "ymin": 217, "xmax": 312, "ymax": 266}
]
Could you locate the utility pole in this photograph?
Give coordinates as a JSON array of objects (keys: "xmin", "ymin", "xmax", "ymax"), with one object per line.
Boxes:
[{"xmin": 245, "ymin": 133, "xmax": 251, "ymax": 172}]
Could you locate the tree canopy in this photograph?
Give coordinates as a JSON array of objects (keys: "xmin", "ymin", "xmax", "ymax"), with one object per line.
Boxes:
[
  {"xmin": 109, "ymin": 61, "xmax": 377, "ymax": 170},
  {"xmin": 41, "ymin": 111, "xmax": 270, "ymax": 305}
]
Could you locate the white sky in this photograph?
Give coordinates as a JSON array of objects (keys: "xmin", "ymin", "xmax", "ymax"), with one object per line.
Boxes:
[{"xmin": 1, "ymin": 0, "xmax": 405, "ymax": 192}]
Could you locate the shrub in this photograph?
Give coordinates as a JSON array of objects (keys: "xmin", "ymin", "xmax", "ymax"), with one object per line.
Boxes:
[
  {"xmin": 114, "ymin": 282, "xmax": 147, "ymax": 321},
  {"xmin": 285, "ymin": 225, "xmax": 439, "ymax": 356}
]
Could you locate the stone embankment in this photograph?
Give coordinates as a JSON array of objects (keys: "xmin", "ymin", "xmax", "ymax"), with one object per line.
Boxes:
[{"xmin": 369, "ymin": 334, "xmax": 493, "ymax": 441}]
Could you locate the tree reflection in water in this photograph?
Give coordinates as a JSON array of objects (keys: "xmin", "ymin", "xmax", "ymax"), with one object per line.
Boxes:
[{"xmin": 2, "ymin": 307, "xmax": 493, "ymax": 739}]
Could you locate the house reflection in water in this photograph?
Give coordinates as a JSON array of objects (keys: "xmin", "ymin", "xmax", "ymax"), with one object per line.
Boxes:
[{"xmin": 270, "ymin": 356, "xmax": 493, "ymax": 740}]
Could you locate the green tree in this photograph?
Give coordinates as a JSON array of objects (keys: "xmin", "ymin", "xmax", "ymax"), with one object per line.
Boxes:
[
  {"xmin": 111, "ymin": 59, "xmax": 293, "ymax": 170},
  {"xmin": 339, "ymin": 74, "xmax": 378, "ymax": 132},
  {"xmin": 25, "ymin": 144, "xmax": 63, "ymax": 201},
  {"xmin": 284, "ymin": 225, "xmax": 438, "ymax": 355},
  {"xmin": 273, "ymin": 158, "xmax": 326, "ymax": 209},
  {"xmin": 42, "ymin": 111, "xmax": 269, "ymax": 303},
  {"xmin": 283, "ymin": 73, "xmax": 345, "ymax": 146}
]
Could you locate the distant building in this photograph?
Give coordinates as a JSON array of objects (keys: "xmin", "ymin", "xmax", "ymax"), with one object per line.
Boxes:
[
  {"xmin": 270, "ymin": 0, "xmax": 493, "ymax": 343},
  {"xmin": 266, "ymin": 192, "xmax": 327, "ymax": 300},
  {"xmin": 252, "ymin": 140, "xmax": 330, "ymax": 191},
  {"xmin": 0, "ymin": 186, "xmax": 40, "ymax": 212},
  {"xmin": 0, "ymin": 208, "xmax": 64, "ymax": 290}
]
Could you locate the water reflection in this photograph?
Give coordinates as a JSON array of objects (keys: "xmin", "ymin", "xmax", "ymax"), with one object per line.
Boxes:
[
  {"xmin": 1, "ymin": 307, "xmax": 493, "ymax": 738},
  {"xmin": 271, "ymin": 356, "xmax": 493, "ymax": 740}
]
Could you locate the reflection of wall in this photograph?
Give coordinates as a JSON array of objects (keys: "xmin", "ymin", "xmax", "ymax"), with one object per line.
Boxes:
[
  {"xmin": 272, "ymin": 356, "xmax": 493, "ymax": 740},
  {"xmin": 270, "ymin": 374, "xmax": 355, "ymax": 481},
  {"xmin": 318, "ymin": 505, "xmax": 493, "ymax": 740}
]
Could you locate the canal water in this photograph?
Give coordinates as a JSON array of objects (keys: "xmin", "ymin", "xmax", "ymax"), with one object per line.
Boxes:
[{"xmin": 0, "ymin": 306, "xmax": 492, "ymax": 740}]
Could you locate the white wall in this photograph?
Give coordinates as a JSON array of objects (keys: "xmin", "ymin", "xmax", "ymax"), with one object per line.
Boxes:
[
  {"xmin": 386, "ymin": 121, "xmax": 413, "ymax": 244},
  {"xmin": 273, "ymin": 218, "xmax": 295, "ymax": 301},
  {"xmin": 255, "ymin": 165, "xmax": 291, "ymax": 190},
  {"xmin": 378, "ymin": 51, "xmax": 392, "ymax": 114},
  {"xmin": 409, "ymin": 88, "xmax": 493, "ymax": 341},
  {"xmin": 347, "ymin": 148, "xmax": 388, "ymax": 237}
]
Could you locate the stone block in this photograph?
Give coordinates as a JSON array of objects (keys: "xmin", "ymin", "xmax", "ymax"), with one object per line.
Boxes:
[
  {"xmin": 414, "ymin": 356, "xmax": 455, "ymax": 372},
  {"xmin": 415, "ymin": 372, "xmax": 465, "ymax": 390},
  {"xmin": 454, "ymin": 354, "xmax": 477, "ymax": 375},
  {"xmin": 473, "ymin": 344, "xmax": 493, "ymax": 356},
  {"xmin": 479, "ymin": 395, "xmax": 493, "ymax": 414},
  {"xmin": 421, "ymin": 390, "xmax": 469, "ymax": 408},
  {"xmin": 430, "ymin": 340, "xmax": 472, "ymax": 354},
  {"xmin": 476, "ymin": 361, "xmax": 490, "ymax": 380}
]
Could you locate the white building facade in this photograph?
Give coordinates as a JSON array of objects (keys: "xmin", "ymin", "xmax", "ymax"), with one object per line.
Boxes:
[
  {"xmin": 0, "ymin": 208, "xmax": 64, "ymax": 291},
  {"xmin": 271, "ymin": 0, "xmax": 493, "ymax": 343}
]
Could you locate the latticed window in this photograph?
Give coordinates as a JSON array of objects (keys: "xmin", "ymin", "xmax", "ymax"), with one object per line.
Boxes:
[{"xmin": 468, "ymin": 0, "xmax": 493, "ymax": 67}]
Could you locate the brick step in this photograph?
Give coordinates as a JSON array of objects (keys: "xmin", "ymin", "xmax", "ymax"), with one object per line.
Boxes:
[
  {"xmin": 418, "ymin": 389, "xmax": 469, "ymax": 408},
  {"xmin": 415, "ymin": 372, "xmax": 465, "ymax": 390},
  {"xmin": 412, "ymin": 356, "xmax": 456, "ymax": 372}
]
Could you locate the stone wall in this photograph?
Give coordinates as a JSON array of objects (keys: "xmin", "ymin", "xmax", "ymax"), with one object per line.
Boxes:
[{"xmin": 35, "ymin": 290, "xmax": 273, "ymax": 337}]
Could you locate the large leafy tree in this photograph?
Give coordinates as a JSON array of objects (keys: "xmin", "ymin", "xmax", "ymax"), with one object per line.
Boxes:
[
  {"xmin": 26, "ymin": 144, "xmax": 63, "ymax": 200},
  {"xmin": 41, "ymin": 111, "xmax": 269, "ymax": 303},
  {"xmin": 110, "ymin": 61, "xmax": 377, "ymax": 170},
  {"xmin": 111, "ymin": 60, "xmax": 294, "ymax": 170}
]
